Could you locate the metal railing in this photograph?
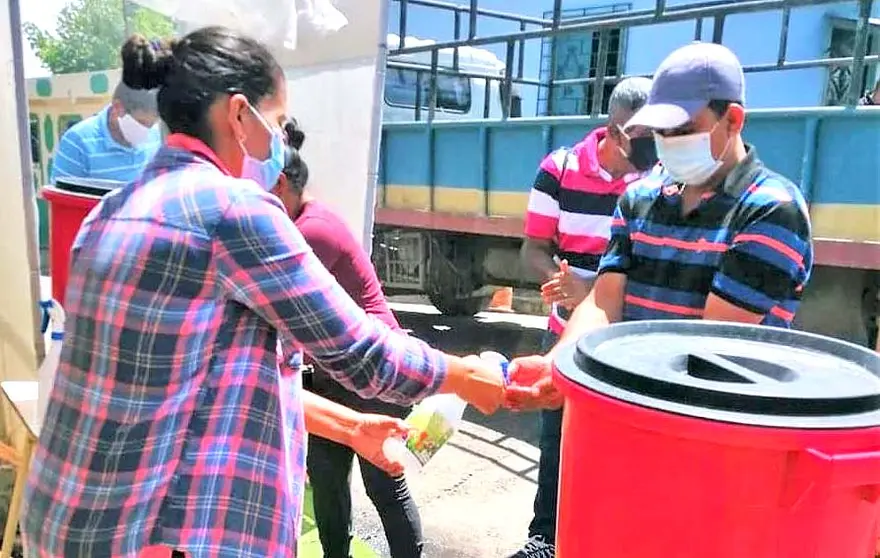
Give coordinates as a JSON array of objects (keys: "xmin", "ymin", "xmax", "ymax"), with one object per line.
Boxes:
[{"xmin": 388, "ymin": 0, "xmax": 878, "ymax": 120}]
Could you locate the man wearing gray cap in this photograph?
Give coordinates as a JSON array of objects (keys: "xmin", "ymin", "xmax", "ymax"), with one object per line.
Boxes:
[
  {"xmin": 510, "ymin": 76, "xmax": 657, "ymax": 558},
  {"xmin": 504, "ymin": 43, "xmax": 814, "ymax": 428}
]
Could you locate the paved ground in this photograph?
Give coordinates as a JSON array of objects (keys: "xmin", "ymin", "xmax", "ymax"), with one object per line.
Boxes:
[{"xmin": 348, "ymin": 301, "xmax": 548, "ymax": 558}]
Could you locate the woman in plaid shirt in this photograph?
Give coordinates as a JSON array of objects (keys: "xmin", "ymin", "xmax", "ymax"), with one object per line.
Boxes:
[{"xmin": 23, "ymin": 27, "xmax": 505, "ymax": 558}]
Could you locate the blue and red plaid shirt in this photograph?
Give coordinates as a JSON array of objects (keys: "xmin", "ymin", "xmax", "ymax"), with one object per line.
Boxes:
[{"xmin": 23, "ymin": 134, "xmax": 447, "ymax": 557}]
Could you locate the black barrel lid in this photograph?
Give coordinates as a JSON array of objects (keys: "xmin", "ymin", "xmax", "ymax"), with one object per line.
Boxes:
[
  {"xmin": 51, "ymin": 177, "xmax": 123, "ymax": 197},
  {"xmin": 555, "ymin": 320, "xmax": 880, "ymax": 429}
]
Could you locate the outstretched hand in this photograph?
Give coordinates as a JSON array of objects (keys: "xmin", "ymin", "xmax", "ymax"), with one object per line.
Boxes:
[
  {"xmin": 503, "ymin": 354, "xmax": 564, "ymax": 411},
  {"xmin": 349, "ymin": 414, "xmax": 412, "ymax": 477},
  {"xmin": 541, "ymin": 260, "xmax": 590, "ymax": 310},
  {"xmin": 450, "ymin": 355, "xmax": 507, "ymax": 415}
]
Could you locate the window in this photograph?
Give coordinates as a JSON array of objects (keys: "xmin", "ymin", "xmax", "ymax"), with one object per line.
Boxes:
[
  {"xmin": 384, "ymin": 67, "xmax": 471, "ymax": 113},
  {"xmin": 584, "ymin": 27, "xmax": 623, "ymax": 115},
  {"xmin": 58, "ymin": 114, "xmax": 83, "ymax": 134},
  {"xmin": 29, "ymin": 114, "xmax": 40, "ymax": 164},
  {"xmin": 30, "ymin": 113, "xmax": 43, "ymax": 189},
  {"xmin": 538, "ymin": 3, "xmax": 631, "ymax": 116},
  {"xmin": 500, "ymin": 84, "xmax": 523, "ymax": 118},
  {"xmin": 824, "ymin": 18, "xmax": 880, "ymax": 106}
]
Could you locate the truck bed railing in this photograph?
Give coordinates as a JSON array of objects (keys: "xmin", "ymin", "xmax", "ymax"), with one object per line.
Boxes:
[{"xmin": 389, "ymin": 0, "xmax": 878, "ymax": 120}]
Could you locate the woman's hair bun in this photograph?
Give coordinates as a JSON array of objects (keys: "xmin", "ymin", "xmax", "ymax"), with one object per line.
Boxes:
[
  {"xmin": 120, "ymin": 33, "xmax": 177, "ymax": 90},
  {"xmin": 281, "ymin": 117, "xmax": 309, "ymax": 190},
  {"xmin": 283, "ymin": 118, "xmax": 306, "ymax": 151}
]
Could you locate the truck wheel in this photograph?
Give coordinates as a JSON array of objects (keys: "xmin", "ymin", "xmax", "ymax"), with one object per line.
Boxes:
[
  {"xmin": 425, "ymin": 246, "xmax": 486, "ymax": 316},
  {"xmin": 424, "ymin": 234, "xmax": 490, "ymax": 317},
  {"xmin": 426, "ymin": 289, "xmax": 486, "ymax": 316}
]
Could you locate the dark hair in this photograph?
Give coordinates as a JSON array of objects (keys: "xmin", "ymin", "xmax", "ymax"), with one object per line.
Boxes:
[
  {"xmin": 121, "ymin": 27, "xmax": 283, "ymax": 145},
  {"xmin": 281, "ymin": 119, "xmax": 308, "ymax": 191},
  {"xmin": 707, "ymin": 99, "xmax": 743, "ymax": 118},
  {"xmin": 115, "ymin": 35, "xmax": 163, "ymax": 113}
]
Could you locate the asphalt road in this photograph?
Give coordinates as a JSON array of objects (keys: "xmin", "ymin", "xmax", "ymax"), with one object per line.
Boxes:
[{"xmin": 348, "ymin": 301, "xmax": 548, "ymax": 558}]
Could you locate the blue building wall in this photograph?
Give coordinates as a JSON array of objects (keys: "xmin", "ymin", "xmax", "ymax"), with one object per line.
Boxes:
[{"xmin": 387, "ymin": 0, "xmax": 879, "ymax": 115}]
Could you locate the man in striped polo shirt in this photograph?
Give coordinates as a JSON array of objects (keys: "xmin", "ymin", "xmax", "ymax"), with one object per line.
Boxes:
[
  {"xmin": 506, "ymin": 44, "xmax": 813, "ymax": 409},
  {"xmin": 511, "ymin": 77, "xmax": 657, "ymax": 558}
]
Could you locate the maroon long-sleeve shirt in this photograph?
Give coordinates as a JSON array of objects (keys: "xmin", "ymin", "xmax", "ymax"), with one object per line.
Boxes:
[
  {"xmin": 294, "ymin": 200, "xmax": 400, "ymax": 331},
  {"xmin": 294, "ymin": 200, "xmax": 409, "ymax": 412}
]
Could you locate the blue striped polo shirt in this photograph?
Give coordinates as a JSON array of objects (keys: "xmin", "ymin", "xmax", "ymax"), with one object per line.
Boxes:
[
  {"xmin": 49, "ymin": 105, "xmax": 161, "ymax": 184},
  {"xmin": 598, "ymin": 146, "xmax": 813, "ymax": 328}
]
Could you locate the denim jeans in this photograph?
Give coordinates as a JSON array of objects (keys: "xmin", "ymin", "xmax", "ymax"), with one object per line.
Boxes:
[
  {"xmin": 527, "ymin": 330, "xmax": 563, "ymax": 543},
  {"xmin": 306, "ymin": 377, "xmax": 423, "ymax": 558},
  {"xmin": 307, "ymin": 434, "xmax": 423, "ymax": 558}
]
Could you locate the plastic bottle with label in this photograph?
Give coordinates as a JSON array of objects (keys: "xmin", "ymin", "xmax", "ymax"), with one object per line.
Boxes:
[
  {"xmin": 38, "ymin": 299, "xmax": 65, "ymax": 429},
  {"xmin": 479, "ymin": 351, "xmax": 510, "ymax": 383},
  {"xmin": 382, "ymin": 352, "xmax": 510, "ymax": 474}
]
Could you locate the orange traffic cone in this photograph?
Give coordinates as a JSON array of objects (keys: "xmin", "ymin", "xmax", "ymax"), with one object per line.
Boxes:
[{"xmin": 488, "ymin": 287, "xmax": 514, "ymax": 313}]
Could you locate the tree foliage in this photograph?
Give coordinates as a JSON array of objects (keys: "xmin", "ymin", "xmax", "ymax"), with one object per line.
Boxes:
[{"xmin": 24, "ymin": 0, "xmax": 174, "ymax": 74}]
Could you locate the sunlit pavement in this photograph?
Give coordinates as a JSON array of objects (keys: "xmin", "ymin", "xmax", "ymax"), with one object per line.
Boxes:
[{"xmin": 348, "ymin": 300, "xmax": 547, "ymax": 558}]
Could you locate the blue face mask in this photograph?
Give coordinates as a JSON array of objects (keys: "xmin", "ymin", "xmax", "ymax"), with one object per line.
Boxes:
[{"xmin": 240, "ymin": 104, "xmax": 285, "ymax": 191}]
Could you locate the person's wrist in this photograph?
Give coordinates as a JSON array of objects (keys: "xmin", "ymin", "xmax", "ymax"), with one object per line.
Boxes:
[
  {"xmin": 542, "ymin": 347, "xmax": 560, "ymax": 369},
  {"xmin": 342, "ymin": 415, "xmax": 362, "ymax": 447},
  {"xmin": 330, "ymin": 405, "xmax": 364, "ymax": 447},
  {"xmin": 438, "ymin": 355, "xmax": 478, "ymax": 397}
]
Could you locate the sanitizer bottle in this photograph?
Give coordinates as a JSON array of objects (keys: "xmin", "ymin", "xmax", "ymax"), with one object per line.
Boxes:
[
  {"xmin": 383, "ymin": 352, "xmax": 510, "ymax": 474},
  {"xmin": 382, "ymin": 393, "xmax": 467, "ymax": 475}
]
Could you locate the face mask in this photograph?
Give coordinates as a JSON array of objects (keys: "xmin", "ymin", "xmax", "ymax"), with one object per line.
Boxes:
[
  {"xmin": 118, "ymin": 114, "xmax": 153, "ymax": 146},
  {"xmin": 627, "ymin": 136, "xmax": 659, "ymax": 172},
  {"xmin": 654, "ymin": 129, "xmax": 726, "ymax": 186},
  {"xmin": 239, "ymin": 104, "xmax": 285, "ymax": 191},
  {"xmin": 612, "ymin": 125, "xmax": 658, "ymax": 174}
]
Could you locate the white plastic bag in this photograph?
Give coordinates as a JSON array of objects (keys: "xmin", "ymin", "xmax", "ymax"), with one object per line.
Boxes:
[
  {"xmin": 299, "ymin": 0, "xmax": 347, "ymax": 34},
  {"xmin": 127, "ymin": 0, "xmax": 348, "ymax": 50}
]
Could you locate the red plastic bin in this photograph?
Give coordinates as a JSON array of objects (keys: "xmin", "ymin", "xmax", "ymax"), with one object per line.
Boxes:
[
  {"xmin": 553, "ymin": 321, "xmax": 880, "ymax": 558},
  {"xmin": 42, "ymin": 178, "xmax": 121, "ymax": 304}
]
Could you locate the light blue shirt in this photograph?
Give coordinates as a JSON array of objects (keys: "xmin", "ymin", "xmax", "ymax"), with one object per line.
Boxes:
[{"xmin": 49, "ymin": 105, "xmax": 161, "ymax": 184}]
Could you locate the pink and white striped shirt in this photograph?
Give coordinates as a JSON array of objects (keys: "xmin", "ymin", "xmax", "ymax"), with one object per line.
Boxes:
[{"xmin": 524, "ymin": 127, "xmax": 645, "ymax": 334}]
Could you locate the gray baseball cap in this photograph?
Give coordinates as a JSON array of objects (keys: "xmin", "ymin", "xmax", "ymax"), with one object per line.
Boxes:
[{"xmin": 626, "ymin": 42, "xmax": 745, "ymax": 130}]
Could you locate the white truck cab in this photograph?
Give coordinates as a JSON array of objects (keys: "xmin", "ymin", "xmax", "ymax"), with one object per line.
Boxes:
[{"xmin": 384, "ymin": 33, "xmax": 521, "ymax": 122}]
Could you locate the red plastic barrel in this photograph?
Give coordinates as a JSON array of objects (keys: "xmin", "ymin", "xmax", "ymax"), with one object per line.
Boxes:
[
  {"xmin": 42, "ymin": 178, "xmax": 120, "ymax": 304},
  {"xmin": 553, "ymin": 321, "xmax": 880, "ymax": 558}
]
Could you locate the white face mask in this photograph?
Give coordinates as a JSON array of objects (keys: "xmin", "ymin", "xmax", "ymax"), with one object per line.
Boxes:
[
  {"xmin": 654, "ymin": 129, "xmax": 727, "ymax": 186},
  {"xmin": 118, "ymin": 114, "xmax": 154, "ymax": 147}
]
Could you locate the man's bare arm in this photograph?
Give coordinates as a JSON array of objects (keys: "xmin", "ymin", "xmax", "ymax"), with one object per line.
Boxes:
[
  {"xmin": 549, "ymin": 272, "xmax": 627, "ymax": 357},
  {"xmin": 504, "ymin": 273, "xmax": 627, "ymax": 411},
  {"xmin": 703, "ymin": 294, "xmax": 764, "ymax": 324},
  {"xmin": 521, "ymin": 238, "xmax": 559, "ymax": 282}
]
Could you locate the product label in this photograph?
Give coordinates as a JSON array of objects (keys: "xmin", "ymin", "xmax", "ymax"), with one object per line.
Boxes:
[{"xmin": 403, "ymin": 407, "xmax": 456, "ymax": 467}]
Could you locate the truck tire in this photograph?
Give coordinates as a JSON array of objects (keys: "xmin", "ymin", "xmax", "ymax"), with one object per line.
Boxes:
[
  {"xmin": 426, "ymin": 289, "xmax": 486, "ymax": 316},
  {"xmin": 425, "ymin": 244, "xmax": 486, "ymax": 316}
]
